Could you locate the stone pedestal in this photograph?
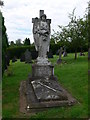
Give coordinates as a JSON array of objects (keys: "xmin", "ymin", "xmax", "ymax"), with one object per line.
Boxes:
[
  {"xmin": 57, "ymin": 58, "xmax": 62, "ymax": 64},
  {"xmin": 32, "ymin": 64, "xmax": 54, "ymax": 77}
]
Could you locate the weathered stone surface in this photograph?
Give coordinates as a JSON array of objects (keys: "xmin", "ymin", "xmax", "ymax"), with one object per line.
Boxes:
[
  {"xmin": 57, "ymin": 47, "xmax": 63, "ymax": 64},
  {"xmin": 62, "ymin": 46, "xmax": 67, "ymax": 57},
  {"xmin": 36, "ymin": 57, "xmax": 51, "ymax": 65},
  {"xmin": 20, "ymin": 53, "xmax": 25, "ymax": 62},
  {"xmin": 32, "ymin": 10, "xmax": 51, "ymax": 65},
  {"xmin": 12, "ymin": 56, "xmax": 17, "ymax": 63},
  {"xmin": 25, "ymin": 49, "xmax": 32, "ymax": 63},
  {"xmin": 32, "ymin": 64, "xmax": 54, "ymax": 77},
  {"xmin": 31, "ymin": 51, "xmax": 38, "ymax": 59},
  {"xmin": 19, "ymin": 79, "xmax": 76, "ymax": 113},
  {"xmin": 31, "ymin": 79, "xmax": 67, "ymax": 102},
  {"xmin": 48, "ymin": 50, "xmax": 53, "ymax": 58}
]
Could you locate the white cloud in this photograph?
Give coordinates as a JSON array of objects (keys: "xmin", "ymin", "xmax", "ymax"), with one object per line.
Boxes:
[{"xmin": 1, "ymin": 0, "xmax": 88, "ymax": 43}]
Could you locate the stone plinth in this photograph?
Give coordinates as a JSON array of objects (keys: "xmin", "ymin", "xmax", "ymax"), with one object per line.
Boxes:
[{"xmin": 32, "ymin": 64, "xmax": 54, "ymax": 77}]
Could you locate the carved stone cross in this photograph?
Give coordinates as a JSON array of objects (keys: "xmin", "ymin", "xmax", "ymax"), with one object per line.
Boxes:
[{"xmin": 32, "ymin": 10, "xmax": 51, "ymax": 24}]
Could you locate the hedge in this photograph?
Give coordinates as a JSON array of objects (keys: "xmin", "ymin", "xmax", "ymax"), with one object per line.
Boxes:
[
  {"xmin": 6, "ymin": 45, "xmax": 38, "ymax": 59},
  {"xmin": 7, "ymin": 44, "xmax": 88, "ymax": 60}
]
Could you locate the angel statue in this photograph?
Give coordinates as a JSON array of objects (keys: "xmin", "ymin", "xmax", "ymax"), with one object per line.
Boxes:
[{"xmin": 32, "ymin": 10, "xmax": 51, "ymax": 64}]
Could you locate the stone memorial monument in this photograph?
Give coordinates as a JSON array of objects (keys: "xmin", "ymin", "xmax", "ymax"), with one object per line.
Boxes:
[
  {"xmin": 32, "ymin": 10, "xmax": 51, "ymax": 65},
  {"xmin": 20, "ymin": 10, "xmax": 76, "ymax": 113},
  {"xmin": 48, "ymin": 49, "xmax": 53, "ymax": 58},
  {"xmin": 20, "ymin": 53, "xmax": 25, "ymax": 62},
  {"xmin": 12, "ymin": 56, "xmax": 17, "ymax": 63},
  {"xmin": 25, "ymin": 49, "xmax": 32, "ymax": 63},
  {"xmin": 57, "ymin": 47, "xmax": 63, "ymax": 64},
  {"xmin": 63, "ymin": 46, "xmax": 67, "ymax": 57}
]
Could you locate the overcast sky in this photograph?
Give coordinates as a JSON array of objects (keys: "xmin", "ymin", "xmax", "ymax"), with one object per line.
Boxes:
[{"xmin": 1, "ymin": 0, "xmax": 88, "ymax": 43}]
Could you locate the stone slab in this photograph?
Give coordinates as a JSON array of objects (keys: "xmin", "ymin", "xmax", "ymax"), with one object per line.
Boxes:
[
  {"xmin": 31, "ymin": 79, "xmax": 68, "ymax": 102},
  {"xmin": 19, "ymin": 79, "xmax": 77, "ymax": 113}
]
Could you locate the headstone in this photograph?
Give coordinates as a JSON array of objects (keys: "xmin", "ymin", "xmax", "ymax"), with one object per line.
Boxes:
[
  {"xmin": 25, "ymin": 49, "xmax": 32, "ymax": 63},
  {"xmin": 80, "ymin": 51, "xmax": 85, "ymax": 56},
  {"xmin": 62, "ymin": 46, "xmax": 67, "ymax": 57},
  {"xmin": 47, "ymin": 49, "xmax": 53, "ymax": 58},
  {"xmin": 20, "ymin": 53, "xmax": 25, "ymax": 62},
  {"xmin": 57, "ymin": 47, "xmax": 63, "ymax": 64},
  {"xmin": 19, "ymin": 10, "xmax": 76, "ymax": 114},
  {"xmin": 31, "ymin": 51, "xmax": 38, "ymax": 59},
  {"xmin": 12, "ymin": 56, "xmax": 17, "ymax": 63},
  {"xmin": 56, "ymin": 49, "xmax": 59, "ymax": 55}
]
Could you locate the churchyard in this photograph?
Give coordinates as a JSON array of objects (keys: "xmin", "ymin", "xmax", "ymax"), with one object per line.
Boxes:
[
  {"xmin": 2, "ymin": 53, "xmax": 88, "ymax": 118},
  {"xmin": 1, "ymin": 1, "xmax": 89, "ymax": 118},
  {"xmin": 2, "ymin": 7, "xmax": 89, "ymax": 119}
]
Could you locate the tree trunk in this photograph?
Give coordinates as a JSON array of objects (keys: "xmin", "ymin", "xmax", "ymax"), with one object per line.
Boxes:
[
  {"xmin": 75, "ymin": 50, "xmax": 77, "ymax": 60},
  {"xmin": 80, "ymin": 46, "xmax": 83, "ymax": 56},
  {"xmin": 80, "ymin": 46, "xmax": 82, "ymax": 53},
  {"xmin": 88, "ymin": 48, "xmax": 90, "ymax": 61}
]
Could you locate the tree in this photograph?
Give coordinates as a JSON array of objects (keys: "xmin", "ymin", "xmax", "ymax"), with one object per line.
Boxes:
[
  {"xmin": 88, "ymin": 1, "xmax": 90, "ymax": 60},
  {"xmin": 0, "ymin": 0, "xmax": 4, "ymax": 6},
  {"xmin": 52, "ymin": 8, "xmax": 88, "ymax": 59},
  {"xmin": 88, "ymin": 1, "xmax": 90, "ymax": 47},
  {"xmin": 16, "ymin": 39, "xmax": 22, "ymax": 46},
  {"xmin": 50, "ymin": 37, "xmax": 55, "ymax": 44},
  {"xmin": 1, "ymin": 10, "xmax": 9, "ymax": 75},
  {"xmin": 67, "ymin": 9, "xmax": 88, "ymax": 59},
  {"xmin": 24, "ymin": 38, "xmax": 31, "ymax": 45},
  {"xmin": 10, "ymin": 41, "xmax": 15, "ymax": 46},
  {"xmin": 51, "ymin": 24, "xmax": 72, "ymax": 53}
]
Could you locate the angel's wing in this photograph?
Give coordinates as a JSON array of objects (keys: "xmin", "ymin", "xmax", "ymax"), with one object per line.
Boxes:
[{"xmin": 33, "ymin": 22, "xmax": 39, "ymax": 51}]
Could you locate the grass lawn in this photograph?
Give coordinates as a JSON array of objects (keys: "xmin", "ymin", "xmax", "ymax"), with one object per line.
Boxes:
[{"xmin": 2, "ymin": 53, "xmax": 88, "ymax": 119}]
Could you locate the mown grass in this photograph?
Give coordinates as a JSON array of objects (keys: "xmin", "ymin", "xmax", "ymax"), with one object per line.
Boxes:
[{"xmin": 2, "ymin": 53, "xmax": 88, "ymax": 119}]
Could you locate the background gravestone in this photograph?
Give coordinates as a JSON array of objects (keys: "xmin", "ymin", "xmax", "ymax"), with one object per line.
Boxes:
[
  {"xmin": 57, "ymin": 47, "xmax": 63, "ymax": 64},
  {"xmin": 62, "ymin": 46, "xmax": 67, "ymax": 57},
  {"xmin": 80, "ymin": 51, "xmax": 85, "ymax": 56},
  {"xmin": 47, "ymin": 49, "xmax": 53, "ymax": 58},
  {"xmin": 12, "ymin": 56, "xmax": 17, "ymax": 63},
  {"xmin": 20, "ymin": 53, "xmax": 25, "ymax": 62},
  {"xmin": 31, "ymin": 51, "xmax": 38, "ymax": 59},
  {"xmin": 56, "ymin": 49, "xmax": 59, "ymax": 55},
  {"xmin": 25, "ymin": 49, "xmax": 32, "ymax": 63}
]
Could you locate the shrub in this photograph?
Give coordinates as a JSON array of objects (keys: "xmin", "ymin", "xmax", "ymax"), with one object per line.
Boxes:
[{"xmin": 6, "ymin": 45, "xmax": 37, "ymax": 59}]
